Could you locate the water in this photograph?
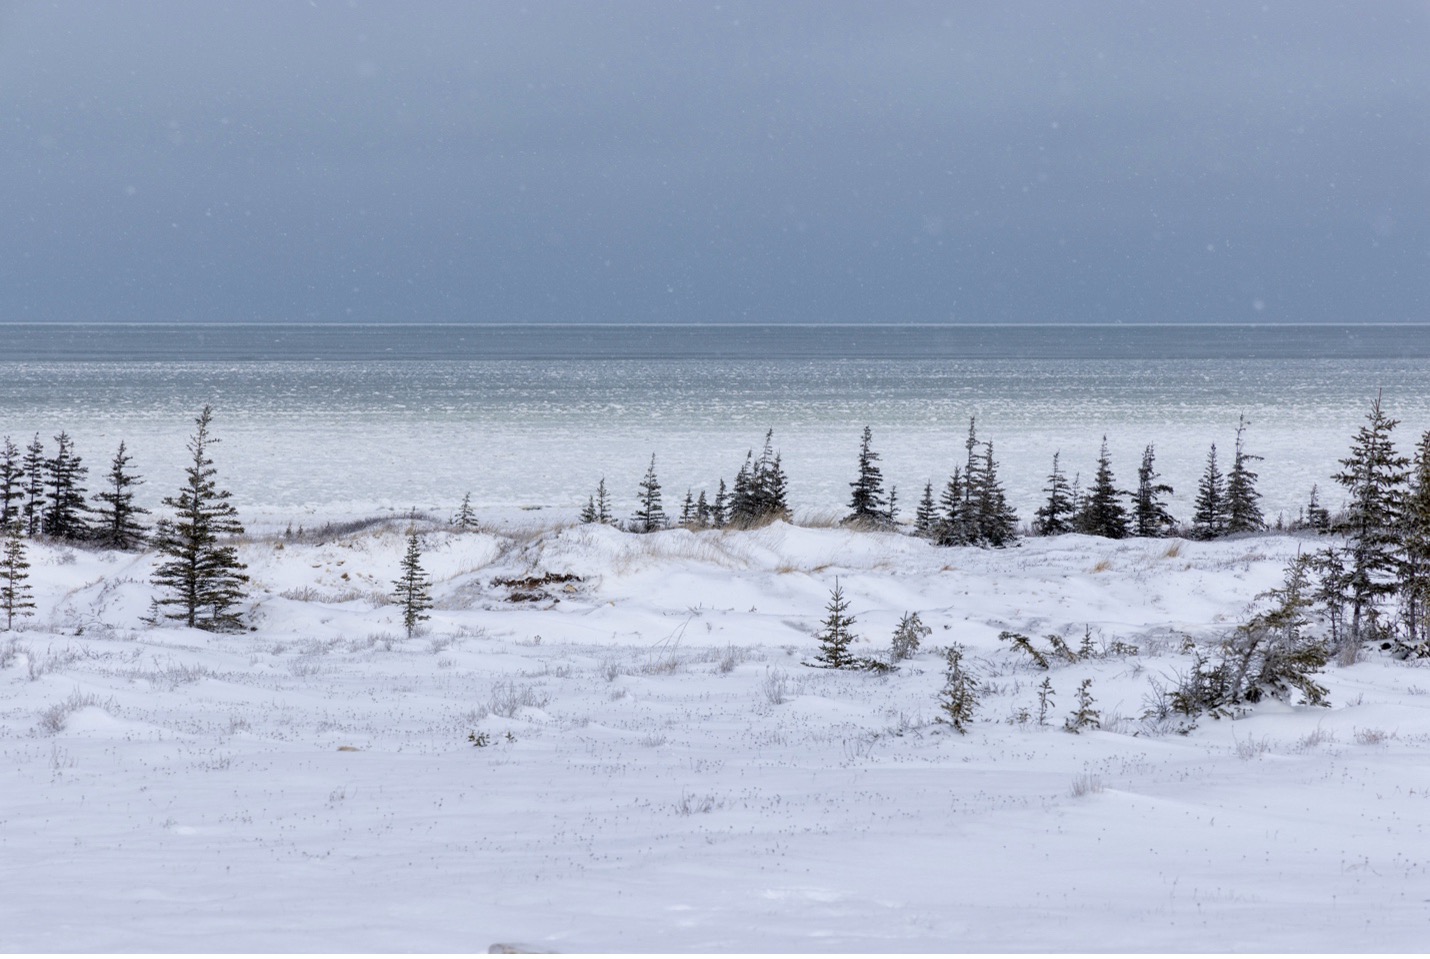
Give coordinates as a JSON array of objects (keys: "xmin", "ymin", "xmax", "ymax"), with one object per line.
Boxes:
[{"xmin": 3, "ymin": 324, "xmax": 1429, "ymax": 528}]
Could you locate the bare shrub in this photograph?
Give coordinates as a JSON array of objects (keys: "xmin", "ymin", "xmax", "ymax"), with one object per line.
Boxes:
[
  {"xmin": 673, "ymin": 791, "xmax": 722, "ymax": 815},
  {"xmin": 762, "ymin": 666, "xmax": 789, "ymax": 705},
  {"xmin": 38, "ymin": 688, "xmax": 104, "ymax": 735},
  {"xmin": 488, "ymin": 681, "xmax": 550, "ymax": 717},
  {"xmin": 1069, "ymin": 772, "xmax": 1104, "ymax": 797},
  {"xmin": 1233, "ymin": 734, "xmax": 1273, "ymax": 760},
  {"xmin": 1354, "ymin": 727, "xmax": 1390, "ymax": 746}
]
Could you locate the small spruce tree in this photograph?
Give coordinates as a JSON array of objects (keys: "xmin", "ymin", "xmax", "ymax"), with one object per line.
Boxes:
[
  {"xmin": 150, "ymin": 406, "xmax": 249, "ymax": 631},
  {"xmin": 1304, "ymin": 484, "xmax": 1331, "ymax": 532},
  {"xmin": 2, "ymin": 526, "xmax": 35, "ymax": 630},
  {"xmin": 93, "ymin": 441, "xmax": 149, "ymax": 550},
  {"xmin": 1064, "ymin": 678, "xmax": 1101, "ymax": 733},
  {"xmin": 21, "ymin": 434, "xmax": 45, "ymax": 537},
  {"xmin": 1225, "ymin": 415, "xmax": 1265, "ymax": 534},
  {"xmin": 1396, "ymin": 430, "xmax": 1430, "ymax": 656},
  {"xmin": 808, "ymin": 579, "xmax": 858, "ymax": 669},
  {"xmin": 914, "ymin": 481, "xmax": 937, "ymax": 539},
  {"xmin": 1191, "ymin": 443, "xmax": 1227, "ymax": 540},
  {"xmin": 1074, "ymin": 437, "xmax": 1129, "ymax": 539},
  {"xmin": 936, "ymin": 644, "xmax": 977, "ymax": 732},
  {"xmin": 393, "ymin": 527, "xmax": 434, "ymax": 638},
  {"xmin": 41, "ymin": 431, "xmax": 90, "ymax": 541},
  {"xmin": 1033, "ymin": 451, "xmax": 1075, "ymax": 536},
  {"xmin": 1132, "ymin": 444, "xmax": 1177, "ymax": 538},
  {"xmin": 453, "ymin": 492, "xmax": 478, "ymax": 531},
  {"xmin": 890, "ymin": 611, "xmax": 930, "ymax": 662},
  {"xmin": 847, "ymin": 426, "xmax": 890, "ymax": 525},
  {"xmin": 595, "ymin": 477, "xmax": 613, "ymax": 524},
  {"xmin": 1036, "ymin": 677, "xmax": 1055, "ymax": 727},
  {"xmin": 632, "ymin": 455, "xmax": 666, "ymax": 533},
  {"xmin": 0, "ymin": 436, "xmax": 22, "ymax": 531}
]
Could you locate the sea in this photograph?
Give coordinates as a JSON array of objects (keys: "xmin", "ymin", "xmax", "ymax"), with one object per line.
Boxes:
[{"xmin": 3, "ymin": 323, "xmax": 1429, "ymax": 530}]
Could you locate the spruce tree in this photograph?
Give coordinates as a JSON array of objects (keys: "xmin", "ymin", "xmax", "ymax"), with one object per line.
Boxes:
[
  {"xmin": 1064, "ymin": 678, "xmax": 1101, "ymax": 733},
  {"xmin": 21, "ymin": 434, "xmax": 45, "ymax": 537},
  {"xmin": 453, "ymin": 492, "xmax": 478, "ymax": 531},
  {"xmin": 595, "ymin": 477, "xmax": 613, "ymax": 524},
  {"xmin": 711, "ymin": 479, "xmax": 728, "ymax": 529},
  {"xmin": 695, "ymin": 490, "xmax": 711, "ymax": 528},
  {"xmin": 934, "ymin": 468, "xmax": 967, "ymax": 546},
  {"xmin": 1075, "ymin": 437, "xmax": 1129, "ymax": 539},
  {"xmin": 970, "ymin": 440, "xmax": 1018, "ymax": 546},
  {"xmin": 0, "ymin": 437, "xmax": 22, "ymax": 531},
  {"xmin": 1225, "ymin": 416, "xmax": 1265, "ymax": 534},
  {"xmin": 393, "ymin": 527, "xmax": 434, "ymax": 638},
  {"xmin": 632, "ymin": 454, "xmax": 666, "ymax": 533},
  {"xmin": 914, "ymin": 481, "xmax": 937, "ymax": 539},
  {"xmin": 936, "ymin": 644, "xmax": 977, "ymax": 732},
  {"xmin": 579, "ymin": 496, "xmax": 598, "ymax": 524},
  {"xmin": 1191, "ymin": 443, "xmax": 1227, "ymax": 540},
  {"xmin": 93, "ymin": 441, "xmax": 149, "ymax": 550},
  {"xmin": 1132, "ymin": 444, "xmax": 1177, "ymax": 538},
  {"xmin": 1033, "ymin": 451, "xmax": 1075, "ymax": 536},
  {"xmin": 729, "ymin": 430, "xmax": 791, "ymax": 527},
  {"xmin": 1, "ymin": 526, "xmax": 35, "ymax": 630},
  {"xmin": 890, "ymin": 611, "xmax": 929, "ymax": 662},
  {"xmin": 1305, "ymin": 484, "xmax": 1331, "ymax": 532},
  {"xmin": 150, "ymin": 406, "xmax": 249, "ymax": 631},
  {"xmin": 679, "ymin": 490, "xmax": 697, "ymax": 527},
  {"xmin": 847, "ymin": 425, "xmax": 888, "ymax": 524},
  {"xmin": 1332, "ymin": 394, "xmax": 1409, "ymax": 646},
  {"xmin": 1397, "ymin": 430, "xmax": 1430, "ymax": 656},
  {"xmin": 808, "ymin": 579, "xmax": 858, "ymax": 669},
  {"xmin": 41, "ymin": 431, "xmax": 90, "ymax": 541}
]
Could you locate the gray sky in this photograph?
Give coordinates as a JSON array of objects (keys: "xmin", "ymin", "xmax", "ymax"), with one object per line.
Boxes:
[{"xmin": 2, "ymin": 1, "xmax": 1427, "ymax": 325}]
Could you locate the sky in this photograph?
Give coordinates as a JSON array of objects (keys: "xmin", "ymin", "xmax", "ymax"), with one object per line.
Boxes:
[{"xmin": 2, "ymin": 1, "xmax": 1427, "ymax": 325}]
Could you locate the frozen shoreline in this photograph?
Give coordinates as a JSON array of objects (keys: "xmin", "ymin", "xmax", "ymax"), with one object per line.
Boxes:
[{"xmin": 4, "ymin": 518, "xmax": 1429, "ymax": 951}]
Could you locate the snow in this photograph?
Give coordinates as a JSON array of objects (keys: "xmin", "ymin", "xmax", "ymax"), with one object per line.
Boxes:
[{"xmin": 4, "ymin": 518, "xmax": 1430, "ymax": 951}]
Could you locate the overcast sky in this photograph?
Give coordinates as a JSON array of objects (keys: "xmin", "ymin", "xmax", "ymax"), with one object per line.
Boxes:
[{"xmin": 2, "ymin": 1, "xmax": 1427, "ymax": 325}]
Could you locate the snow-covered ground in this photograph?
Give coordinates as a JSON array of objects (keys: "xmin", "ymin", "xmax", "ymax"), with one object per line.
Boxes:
[{"xmin": 4, "ymin": 516, "xmax": 1430, "ymax": 951}]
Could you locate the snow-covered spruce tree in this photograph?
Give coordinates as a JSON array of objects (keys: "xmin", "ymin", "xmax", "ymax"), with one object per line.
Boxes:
[
  {"xmin": 579, "ymin": 496, "xmax": 598, "ymax": 524},
  {"xmin": 1132, "ymin": 444, "xmax": 1177, "ymax": 538},
  {"xmin": 1032, "ymin": 451, "xmax": 1075, "ymax": 536},
  {"xmin": 1074, "ymin": 437, "xmax": 1129, "ymax": 539},
  {"xmin": 632, "ymin": 455, "xmax": 666, "ymax": 533},
  {"xmin": 393, "ymin": 527, "xmax": 434, "ymax": 638},
  {"xmin": 806, "ymin": 579, "xmax": 859, "ymax": 670},
  {"xmin": 914, "ymin": 481, "xmax": 937, "ymax": 539},
  {"xmin": 970, "ymin": 440, "xmax": 1018, "ymax": 546},
  {"xmin": 934, "ymin": 468, "xmax": 967, "ymax": 546},
  {"xmin": 1064, "ymin": 678, "xmax": 1101, "ymax": 733},
  {"xmin": 0, "ymin": 436, "xmax": 22, "ymax": 531},
  {"xmin": 695, "ymin": 490, "xmax": 711, "ymax": 528},
  {"xmin": 1191, "ymin": 443, "xmax": 1227, "ymax": 540},
  {"xmin": 846, "ymin": 425, "xmax": 890, "ymax": 526},
  {"xmin": 1, "ymin": 526, "xmax": 35, "ymax": 630},
  {"xmin": 1396, "ymin": 430, "xmax": 1430, "ymax": 657},
  {"xmin": 711, "ymin": 478, "xmax": 728, "ymax": 529},
  {"xmin": 595, "ymin": 477, "xmax": 613, "ymax": 524},
  {"xmin": 935, "ymin": 644, "xmax": 977, "ymax": 732},
  {"xmin": 728, "ymin": 430, "xmax": 791, "ymax": 528},
  {"xmin": 453, "ymin": 492, "xmax": 478, "ymax": 531},
  {"xmin": 1304, "ymin": 484, "xmax": 1331, "ymax": 532},
  {"xmin": 21, "ymin": 434, "xmax": 45, "ymax": 537},
  {"xmin": 41, "ymin": 431, "xmax": 90, "ymax": 542},
  {"xmin": 679, "ymin": 490, "xmax": 697, "ymax": 528},
  {"xmin": 890, "ymin": 611, "xmax": 930, "ymax": 662},
  {"xmin": 1332, "ymin": 394, "xmax": 1410, "ymax": 648},
  {"xmin": 93, "ymin": 441, "xmax": 149, "ymax": 550},
  {"xmin": 1225, "ymin": 415, "xmax": 1265, "ymax": 534},
  {"xmin": 150, "ymin": 406, "xmax": 249, "ymax": 631}
]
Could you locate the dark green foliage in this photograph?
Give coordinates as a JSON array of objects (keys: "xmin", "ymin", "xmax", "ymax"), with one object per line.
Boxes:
[
  {"xmin": 1175, "ymin": 558, "xmax": 1331, "ymax": 715},
  {"xmin": 1191, "ymin": 443, "xmax": 1227, "ymax": 540},
  {"xmin": 151, "ymin": 406, "xmax": 249, "ymax": 631},
  {"xmin": 914, "ymin": 481, "xmax": 937, "ymax": 538},
  {"xmin": 0, "ymin": 437, "xmax": 22, "ymax": 531},
  {"xmin": 1332, "ymin": 394, "xmax": 1409, "ymax": 647},
  {"xmin": 1074, "ymin": 437, "xmax": 1129, "ymax": 539},
  {"xmin": 2, "ymin": 527, "xmax": 35, "ymax": 629},
  {"xmin": 1002, "ymin": 630, "xmax": 1050, "ymax": 669},
  {"xmin": 710, "ymin": 479, "xmax": 728, "ymax": 529},
  {"xmin": 41, "ymin": 432, "xmax": 90, "ymax": 541},
  {"xmin": 453, "ymin": 492, "xmax": 478, "ymax": 531},
  {"xmin": 1064, "ymin": 678, "xmax": 1101, "ymax": 733},
  {"xmin": 21, "ymin": 434, "xmax": 44, "ymax": 537},
  {"xmin": 934, "ymin": 468, "xmax": 966, "ymax": 546},
  {"xmin": 807, "ymin": 579, "xmax": 858, "ymax": 669},
  {"xmin": 1304, "ymin": 484, "xmax": 1331, "ymax": 532},
  {"xmin": 695, "ymin": 490, "xmax": 711, "ymax": 528},
  {"xmin": 932, "ymin": 419, "xmax": 1018, "ymax": 547},
  {"xmin": 890, "ymin": 611, "xmax": 929, "ymax": 662},
  {"xmin": 1132, "ymin": 444, "xmax": 1177, "ymax": 537},
  {"xmin": 846, "ymin": 425, "xmax": 890, "ymax": 525},
  {"xmin": 729, "ymin": 430, "xmax": 790, "ymax": 528},
  {"xmin": 393, "ymin": 527, "xmax": 434, "ymax": 638},
  {"xmin": 679, "ymin": 490, "xmax": 697, "ymax": 527},
  {"xmin": 1225, "ymin": 416, "xmax": 1265, "ymax": 534},
  {"xmin": 93, "ymin": 441, "xmax": 149, "ymax": 550},
  {"xmin": 632, "ymin": 455, "xmax": 666, "ymax": 533},
  {"xmin": 1033, "ymin": 451, "xmax": 1075, "ymax": 536},
  {"xmin": 1396, "ymin": 430, "xmax": 1430, "ymax": 657},
  {"xmin": 936, "ymin": 644, "xmax": 977, "ymax": 732}
]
